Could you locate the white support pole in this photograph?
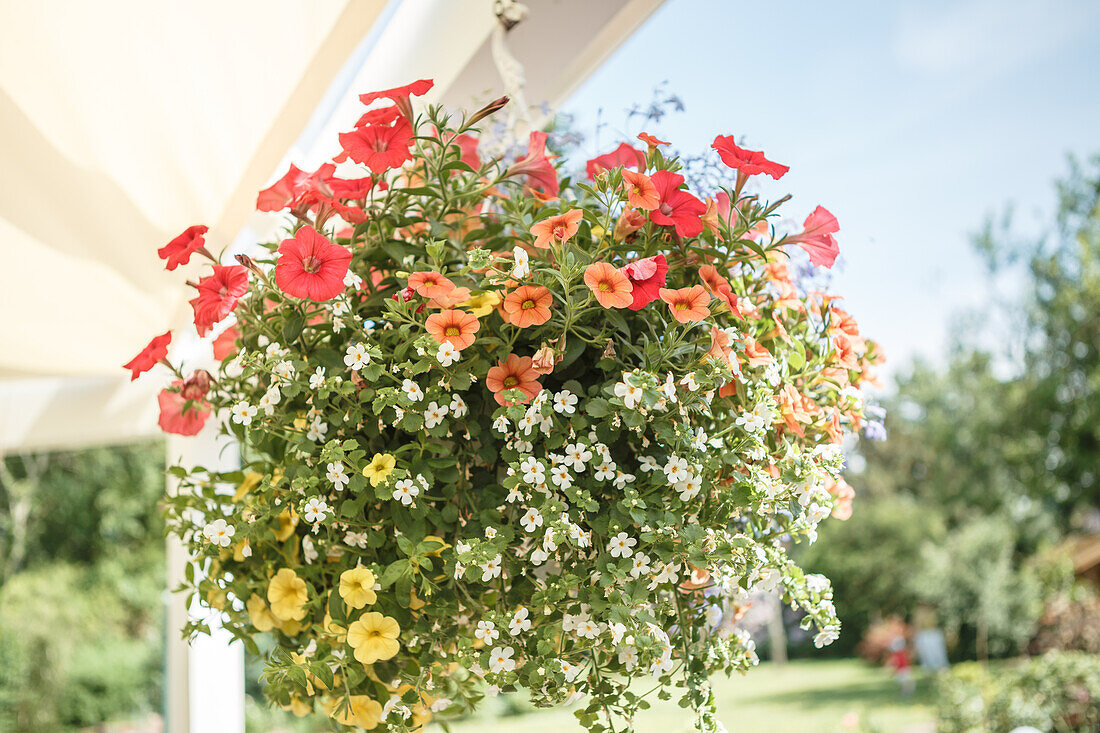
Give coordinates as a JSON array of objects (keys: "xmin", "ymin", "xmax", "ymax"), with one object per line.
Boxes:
[{"xmin": 165, "ymin": 426, "xmax": 245, "ymax": 733}]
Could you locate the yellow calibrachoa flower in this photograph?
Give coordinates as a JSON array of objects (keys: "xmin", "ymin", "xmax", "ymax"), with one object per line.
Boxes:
[
  {"xmin": 281, "ymin": 696, "xmax": 313, "ymax": 717},
  {"xmin": 278, "ymin": 617, "xmax": 303, "ymax": 636},
  {"xmin": 268, "ymin": 568, "xmax": 308, "ymax": 621},
  {"xmin": 323, "ymin": 612, "xmax": 347, "ymax": 643},
  {"xmin": 246, "ymin": 593, "xmax": 276, "ymax": 632},
  {"xmin": 272, "ymin": 507, "xmax": 298, "ymax": 541},
  {"xmin": 339, "ymin": 567, "xmax": 377, "ymax": 609},
  {"xmin": 461, "ymin": 291, "xmax": 501, "ymax": 317},
  {"xmin": 362, "ymin": 453, "xmax": 396, "ymax": 486},
  {"xmin": 232, "ymin": 471, "xmax": 262, "ymax": 502},
  {"xmin": 326, "ymin": 695, "xmax": 382, "ymax": 730},
  {"xmin": 347, "ymin": 612, "xmax": 401, "ymax": 665}
]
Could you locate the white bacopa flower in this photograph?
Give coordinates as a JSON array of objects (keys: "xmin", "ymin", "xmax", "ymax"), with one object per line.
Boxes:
[
  {"xmin": 608, "ymin": 622, "xmax": 627, "ymax": 645},
  {"xmin": 423, "ymin": 400, "xmax": 449, "ymax": 428},
  {"xmin": 520, "ymin": 508, "xmax": 543, "ymax": 532},
  {"xmin": 613, "ymin": 379, "xmax": 642, "ymax": 409},
  {"xmin": 509, "ymin": 607, "xmax": 531, "ymax": 636},
  {"xmin": 575, "ymin": 618, "xmax": 600, "ymax": 639},
  {"xmin": 638, "ymin": 455, "xmax": 659, "ymax": 472},
  {"xmin": 326, "ymin": 461, "xmax": 349, "ymax": 490},
  {"xmin": 344, "ymin": 531, "xmax": 369, "ymax": 548},
  {"xmin": 343, "ymin": 269, "xmax": 363, "ymax": 289},
  {"xmin": 629, "ymin": 553, "xmax": 651, "ymax": 578},
  {"xmin": 203, "ymin": 518, "xmax": 235, "ymax": 547},
  {"xmin": 530, "ymin": 547, "xmax": 549, "ymax": 565},
  {"xmin": 677, "ymin": 473, "xmax": 702, "ymax": 501},
  {"xmin": 436, "ymin": 341, "xmax": 459, "ymax": 367},
  {"xmin": 617, "ymin": 646, "xmax": 638, "ymax": 670},
  {"xmin": 303, "ymin": 497, "xmax": 330, "ymax": 524},
  {"xmin": 613, "ymin": 471, "xmax": 635, "ymax": 490},
  {"xmin": 306, "ymin": 417, "xmax": 328, "ymax": 442},
  {"xmin": 519, "ymin": 457, "xmax": 545, "ymax": 485},
  {"xmin": 662, "ymin": 372, "xmax": 678, "ymax": 402},
  {"xmin": 393, "ymin": 478, "xmax": 420, "ymax": 506},
  {"xmin": 680, "ymin": 372, "xmax": 700, "ymax": 391},
  {"xmin": 401, "ymin": 379, "xmax": 424, "ymax": 402},
  {"xmin": 258, "ymin": 385, "xmax": 282, "ymax": 415},
  {"xmin": 512, "ymin": 245, "xmax": 530, "ymax": 278},
  {"xmin": 563, "ymin": 443, "xmax": 593, "ymax": 471},
  {"xmin": 607, "ymin": 532, "xmax": 636, "ymax": 558},
  {"xmin": 488, "ymin": 646, "xmax": 515, "ymax": 673},
  {"xmin": 553, "ymin": 390, "xmax": 578, "ymax": 414},
  {"xmin": 474, "ymin": 620, "xmax": 499, "ymax": 643},
  {"xmin": 493, "ymin": 415, "xmax": 510, "ymax": 433},
  {"xmin": 449, "ymin": 394, "xmax": 468, "ymax": 418},
  {"xmin": 272, "ymin": 360, "xmax": 295, "ymax": 380},
  {"xmin": 560, "ymin": 659, "xmax": 583, "ymax": 682},
  {"xmin": 649, "ymin": 561, "xmax": 680, "ymax": 588},
  {"xmin": 480, "ymin": 555, "xmax": 502, "ymax": 582},
  {"xmin": 550, "ymin": 465, "xmax": 573, "ymax": 489},
  {"xmin": 309, "ymin": 367, "xmax": 326, "ymax": 390},
  {"xmin": 230, "ymin": 401, "xmax": 258, "ymax": 425},
  {"xmin": 593, "ymin": 462, "xmax": 615, "ymax": 481},
  {"xmin": 344, "ymin": 342, "xmax": 370, "ymax": 370},
  {"xmin": 651, "ymin": 651, "xmax": 674, "ymax": 676},
  {"xmin": 484, "ymin": 527, "xmax": 497, "ymax": 540},
  {"xmin": 663, "ymin": 455, "xmax": 690, "ymax": 483},
  {"xmin": 302, "ymin": 535, "xmax": 318, "ymax": 564}
]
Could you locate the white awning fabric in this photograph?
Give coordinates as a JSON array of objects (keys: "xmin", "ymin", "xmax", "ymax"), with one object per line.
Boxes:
[{"xmin": 0, "ymin": 0, "xmax": 664, "ymax": 454}]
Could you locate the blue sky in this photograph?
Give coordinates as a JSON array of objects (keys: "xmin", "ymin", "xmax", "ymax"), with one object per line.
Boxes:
[{"xmin": 561, "ymin": 0, "xmax": 1100, "ymax": 383}]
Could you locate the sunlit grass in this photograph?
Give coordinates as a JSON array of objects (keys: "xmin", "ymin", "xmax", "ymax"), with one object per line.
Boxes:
[{"xmin": 436, "ymin": 659, "xmax": 936, "ymax": 733}]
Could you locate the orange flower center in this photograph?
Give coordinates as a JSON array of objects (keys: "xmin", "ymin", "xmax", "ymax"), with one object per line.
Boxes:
[
  {"xmin": 445, "ymin": 326, "xmax": 460, "ymax": 336},
  {"xmin": 521, "ymin": 299, "xmax": 536, "ymax": 309},
  {"xmin": 598, "ymin": 281, "xmax": 612, "ymax": 292},
  {"xmin": 674, "ymin": 302, "xmax": 688, "ymax": 310}
]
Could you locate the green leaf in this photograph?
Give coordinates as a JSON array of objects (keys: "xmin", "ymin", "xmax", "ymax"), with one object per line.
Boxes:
[
  {"xmin": 586, "ymin": 398, "xmax": 611, "ymax": 418},
  {"xmin": 282, "ymin": 310, "xmax": 305, "ymax": 343}
]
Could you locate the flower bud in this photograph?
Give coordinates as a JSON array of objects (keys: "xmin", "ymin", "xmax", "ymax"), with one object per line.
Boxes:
[
  {"xmin": 531, "ymin": 344, "xmax": 558, "ymax": 375},
  {"xmin": 613, "ymin": 209, "xmax": 647, "ymax": 241},
  {"xmin": 180, "ymin": 370, "xmax": 212, "ymax": 400}
]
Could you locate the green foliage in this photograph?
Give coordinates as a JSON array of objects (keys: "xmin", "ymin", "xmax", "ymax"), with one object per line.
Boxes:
[
  {"xmin": 937, "ymin": 652, "xmax": 1100, "ymax": 732},
  {"xmin": 0, "ymin": 443, "xmax": 166, "ymax": 732},
  {"xmin": 910, "ymin": 516, "xmax": 1053, "ymax": 659}
]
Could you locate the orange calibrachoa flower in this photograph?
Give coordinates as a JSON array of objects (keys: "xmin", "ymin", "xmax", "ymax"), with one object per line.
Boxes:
[
  {"xmin": 583, "ymin": 263, "xmax": 633, "ymax": 309},
  {"xmin": 407, "ymin": 270, "xmax": 454, "ymax": 299},
  {"xmin": 502, "ymin": 285, "xmax": 553, "ymax": 328},
  {"xmin": 658, "ymin": 285, "xmax": 710, "ymax": 323},
  {"xmin": 698, "ymin": 264, "xmax": 740, "ymax": 314},
  {"xmin": 621, "ymin": 169, "xmax": 660, "ymax": 211},
  {"xmin": 428, "ymin": 286, "xmax": 471, "ymax": 309},
  {"xmin": 425, "ymin": 309, "xmax": 480, "ymax": 350},
  {"xmin": 742, "ymin": 335, "xmax": 775, "ymax": 367},
  {"xmin": 530, "ymin": 209, "xmax": 583, "ymax": 249},
  {"xmin": 486, "ymin": 353, "xmax": 541, "ymax": 405}
]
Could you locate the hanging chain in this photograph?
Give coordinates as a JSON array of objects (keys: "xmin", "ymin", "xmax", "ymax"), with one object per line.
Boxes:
[{"xmin": 491, "ymin": 0, "xmax": 533, "ymax": 142}]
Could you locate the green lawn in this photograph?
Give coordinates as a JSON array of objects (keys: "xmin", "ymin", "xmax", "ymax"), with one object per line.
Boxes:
[{"xmin": 438, "ymin": 659, "xmax": 936, "ymax": 733}]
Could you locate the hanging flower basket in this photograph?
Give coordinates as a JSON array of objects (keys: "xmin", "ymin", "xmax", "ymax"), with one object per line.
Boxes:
[{"xmin": 126, "ymin": 79, "xmax": 883, "ymax": 732}]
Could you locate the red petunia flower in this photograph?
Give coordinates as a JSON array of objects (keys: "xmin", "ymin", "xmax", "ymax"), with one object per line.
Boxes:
[
  {"xmin": 158, "ymin": 225, "xmax": 211, "ymax": 271},
  {"xmin": 505, "ymin": 131, "xmax": 559, "ymax": 195},
  {"xmin": 711, "ymin": 135, "xmax": 789, "ymax": 180},
  {"xmin": 788, "ymin": 206, "xmax": 840, "ymax": 268},
  {"xmin": 257, "ymin": 165, "xmax": 310, "ymax": 212},
  {"xmin": 339, "ymin": 115, "xmax": 414, "ymax": 173},
  {"xmin": 123, "ymin": 331, "xmax": 172, "ymax": 380},
  {"xmin": 486, "ymin": 353, "xmax": 542, "ymax": 406},
  {"xmin": 621, "ymin": 254, "xmax": 668, "ymax": 310},
  {"xmin": 358, "ymin": 79, "xmax": 434, "ymax": 120},
  {"xmin": 649, "ymin": 170, "xmax": 706, "ymax": 238},
  {"xmin": 658, "ymin": 285, "xmax": 710, "ymax": 323},
  {"xmin": 452, "ymin": 133, "xmax": 480, "ymax": 169},
  {"xmin": 275, "ymin": 225, "xmax": 352, "ymax": 302},
  {"xmin": 585, "ymin": 142, "xmax": 645, "ymax": 180},
  {"xmin": 212, "ymin": 326, "xmax": 240, "ymax": 361},
  {"xmin": 190, "ymin": 265, "xmax": 249, "ymax": 336},
  {"xmin": 157, "ymin": 379, "xmax": 212, "ymax": 436}
]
